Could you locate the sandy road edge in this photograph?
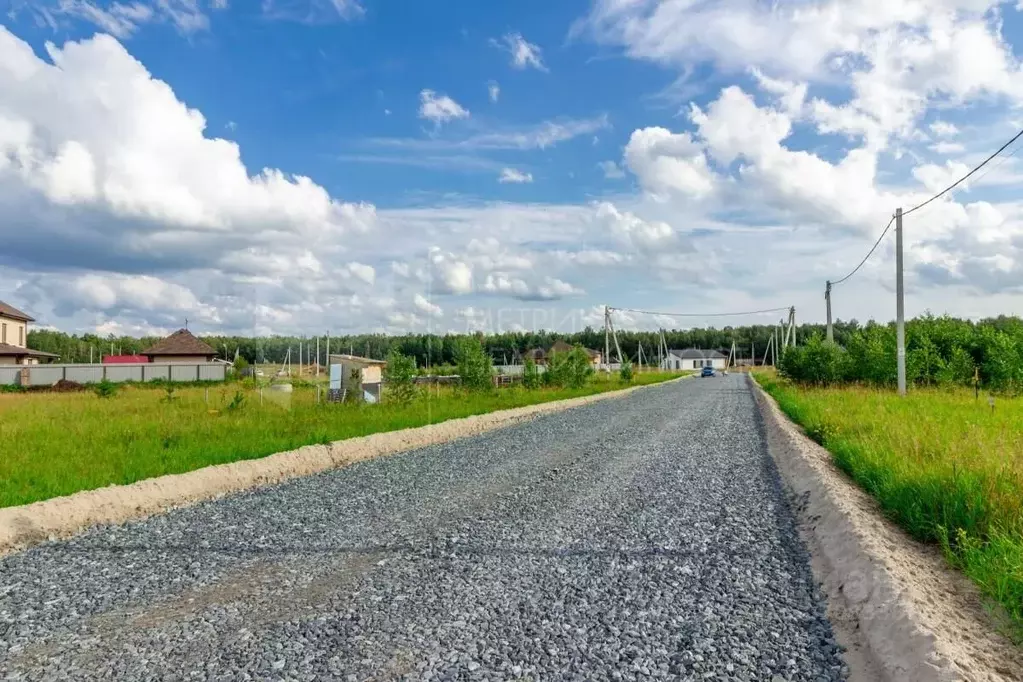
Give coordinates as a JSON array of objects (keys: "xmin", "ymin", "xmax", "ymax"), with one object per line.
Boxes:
[
  {"xmin": 750, "ymin": 375, "xmax": 1022, "ymax": 682},
  {"xmin": 0, "ymin": 377, "xmax": 685, "ymax": 557}
]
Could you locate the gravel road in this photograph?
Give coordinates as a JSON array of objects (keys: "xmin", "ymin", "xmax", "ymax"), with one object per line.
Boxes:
[{"xmin": 0, "ymin": 375, "xmax": 847, "ymax": 681}]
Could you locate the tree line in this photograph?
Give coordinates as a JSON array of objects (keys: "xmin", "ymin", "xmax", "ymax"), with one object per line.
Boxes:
[
  {"xmin": 27, "ymin": 315, "xmax": 1023, "ymax": 381},
  {"xmin": 778, "ymin": 314, "xmax": 1023, "ymax": 391}
]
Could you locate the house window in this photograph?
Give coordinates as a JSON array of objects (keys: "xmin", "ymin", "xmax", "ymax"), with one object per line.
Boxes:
[
  {"xmin": 1, "ymin": 323, "xmax": 5, "ymax": 344},
  {"xmin": 19, "ymin": 327, "xmax": 24, "ymax": 346}
]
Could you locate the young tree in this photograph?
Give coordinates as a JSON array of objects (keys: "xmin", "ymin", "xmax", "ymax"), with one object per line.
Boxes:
[
  {"xmin": 522, "ymin": 356, "xmax": 541, "ymax": 389},
  {"xmin": 384, "ymin": 349, "xmax": 419, "ymax": 404},
  {"xmin": 456, "ymin": 337, "xmax": 494, "ymax": 392},
  {"xmin": 619, "ymin": 359, "xmax": 634, "ymax": 384}
]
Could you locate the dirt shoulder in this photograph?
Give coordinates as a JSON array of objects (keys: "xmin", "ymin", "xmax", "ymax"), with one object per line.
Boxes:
[
  {"xmin": 0, "ymin": 378, "xmax": 682, "ymax": 557},
  {"xmin": 752, "ymin": 377, "xmax": 1022, "ymax": 682}
]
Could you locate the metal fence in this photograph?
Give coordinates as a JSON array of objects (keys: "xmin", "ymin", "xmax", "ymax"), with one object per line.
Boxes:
[{"xmin": 0, "ymin": 363, "xmax": 227, "ymax": 387}]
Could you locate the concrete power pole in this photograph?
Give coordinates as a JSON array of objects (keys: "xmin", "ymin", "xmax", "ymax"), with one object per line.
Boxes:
[
  {"xmin": 825, "ymin": 281, "xmax": 834, "ymax": 344},
  {"xmin": 896, "ymin": 207, "xmax": 907, "ymax": 396},
  {"xmin": 604, "ymin": 306, "xmax": 611, "ymax": 374}
]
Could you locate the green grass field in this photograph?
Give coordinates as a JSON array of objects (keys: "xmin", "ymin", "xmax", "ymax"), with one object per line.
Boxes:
[
  {"xmin": 0, "ymin": 372, "xmax": 679, "ymax": 509},
  {"xmin": 756, "ymin": 372, "xmax": 1023, "ymax": 637}
]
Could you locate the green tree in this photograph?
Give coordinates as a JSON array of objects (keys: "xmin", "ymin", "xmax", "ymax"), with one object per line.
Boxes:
[
  {"xmin": 522, "ymin": 356, "xmax": 541, "ymax": 389},
  {"xmin": 456, "ymin": 337, "xmax": 493, "ymax": 392},
  {"xmin": 619, "ymin": 359, "xmax": 634, "ymax": 384},
  {"xmin": 384, "ymin": 349, "xmax": 419, "ymax": 404},
  {"xmin": 546, "ymin": 345, "xmax": 594, "ymax": 388}
]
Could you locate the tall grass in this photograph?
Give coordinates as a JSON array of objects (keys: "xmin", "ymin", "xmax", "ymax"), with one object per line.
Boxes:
[
  {"xmin": 0, "ymin": 372, "xmax": 679, "ymax": 509},
  {"xmin": 757, "ymin": 373, "xmax": 1023, "ymax": 637}
]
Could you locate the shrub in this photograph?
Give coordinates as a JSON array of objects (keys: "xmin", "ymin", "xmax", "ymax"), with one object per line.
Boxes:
[
  {"xmin": 546, "ymin": 345, "xmax": 594, "ymax": 389},
  {"xmin": 225, "ymin": 390, "xmax": 245, "ymax": 411},
  {"xmin": 384, "ymin": 349, "xmax": 419, "ymax": 404},
  {"xmin": 522, "ymin": 357, "xmax": 541, "ymax": 389},
  {"xmin": 233, "ymin": 356, "xmax": 250, "ymax": 372},
  {"xmin": 779, "ymin": 334, "xmax": 846, "ymax": 385},
  {"xmin": 455, "ymin": 337, "xmax": 493, "ymax": 392},
  {"xmin": 620, "ymin": 359, "xmax": 634, "ymax": 384},
  {"xmin": 93, "ymin": 379, "xmax": 119, "ymax": 399}
]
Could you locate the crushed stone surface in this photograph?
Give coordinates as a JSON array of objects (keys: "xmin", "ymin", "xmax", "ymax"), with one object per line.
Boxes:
[{"xmin": 0, "ymin": 375, "xmax": 846, "ymax": 681}]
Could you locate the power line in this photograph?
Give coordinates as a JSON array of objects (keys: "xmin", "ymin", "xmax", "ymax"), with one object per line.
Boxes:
[
  {"xmin": 904, "ymin": 126, "xmax": 1023, "ymax": 217},
  {"xmin": 609, "ymin": 306, "xmax": 791, "ymax": 318},
  {"xmin": 831, "ymin": 214, "xmax": 896, "ymax": 286},
  {"xmin": 830, "ymin": 126, "xmax": 1023, "ymax": 287}
]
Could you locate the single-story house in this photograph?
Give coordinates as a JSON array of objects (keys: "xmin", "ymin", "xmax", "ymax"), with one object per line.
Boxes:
[
  {"xmin": 662, "ymin": 348, "xmax": 728, "ymax": 371},
  {"xmin": 0, "ymin": 300, "xmax": 59, "ymax": 365},
  {"xmin": 140, "ymin": 329, "xmax": 217, "ymax": 364}
]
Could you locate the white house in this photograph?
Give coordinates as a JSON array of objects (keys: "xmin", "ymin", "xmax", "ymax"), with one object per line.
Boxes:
[{"xmin": 661, "ymin": 349, "xmax": 728, "ymax": 371}]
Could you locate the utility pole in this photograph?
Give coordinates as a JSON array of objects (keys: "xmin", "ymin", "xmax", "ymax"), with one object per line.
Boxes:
[
  {"xmin": 604, "ymin": 306, "xmax": 611, "ymax": 373},
  {"xmin": 608, "ymin": 312, "xmax": 624, "ymax": 366},
  {"xmin": 896, "ymin": 207, "xmax": 907, "ymax": 396},
  {"xmin": 825, "ymin": 281, "xmax": 834, "ymax": 343},
  {"xmin": 326, "ymin": 331, "xmax": 330, "ymax": 366}
]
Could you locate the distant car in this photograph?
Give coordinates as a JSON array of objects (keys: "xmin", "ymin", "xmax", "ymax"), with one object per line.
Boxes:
[{"xmin": 701, "ymin": 366, "xmax": 715, "ymax": 377}]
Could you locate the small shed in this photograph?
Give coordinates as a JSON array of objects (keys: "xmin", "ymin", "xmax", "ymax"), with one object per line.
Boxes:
[
  {"xmin": 141, "ymin": 329, "xmax": 217, "ymax": 364},
  {"xmin": 328, "ymin": 354, "xmax": 387, "ymax": 403}
]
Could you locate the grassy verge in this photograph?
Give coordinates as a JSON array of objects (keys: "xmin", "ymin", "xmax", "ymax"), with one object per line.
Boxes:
[
  {"xmin": 0, "ymin": 372, "xmax": 680, "ymax": 508},
  {"xmin": 755, "ymin": 372, "xmax": 1023, "ymax": 638}
]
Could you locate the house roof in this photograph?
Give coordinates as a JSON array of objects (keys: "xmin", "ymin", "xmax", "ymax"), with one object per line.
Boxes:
[
  {"xmin": 0, "ymin": 301, "xmax": 34, "ymax": 322},
  {"xmin": 328, "ymin": 354, "xmax": 387, "ymax": 367},
  {"xmin": 0, "ymin": 343, "xmax": 58, "ymax": 358},
  {"xmin": 669, "ymin": 348, "xmax": 727, "ymax": 360},
  {"xmin": 549, "ymin": 340, "xmax": 600, "ymax": 357},
  {"xmin": 140, "ymin": 329, "xmax": 216, "ymax": 357}
]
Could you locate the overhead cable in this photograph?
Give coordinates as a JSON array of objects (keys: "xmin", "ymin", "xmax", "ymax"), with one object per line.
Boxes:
[
  {"xmin": 830, "ymin": 215, "xmax": 896, "ymax": 287},
  {"xmin": 831, "ymin": 126, "xmax": 1023, "ymax": 286},
  {"xmin": 904, "ymin": 126, "xmax": 1023, "ymax": 217},
  {"xmin": 608, "ymin": 306, "xmax": 791, "ymax": 318}
]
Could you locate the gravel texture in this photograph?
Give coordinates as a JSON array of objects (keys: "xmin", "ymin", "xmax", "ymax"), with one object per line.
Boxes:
[{"xmin": 0, "ymin": 375, "xmax": 847, "ymax": 681}]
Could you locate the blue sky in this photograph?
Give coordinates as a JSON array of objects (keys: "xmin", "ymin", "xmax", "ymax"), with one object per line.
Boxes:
[{"xmin": 1, "ymin": 0, "xmax": 1023, "ymax": 337}]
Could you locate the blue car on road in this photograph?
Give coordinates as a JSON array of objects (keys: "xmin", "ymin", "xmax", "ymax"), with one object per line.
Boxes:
[{"xmin": 701, "ymin": 366, "xmax": 715, "ymax": 377}]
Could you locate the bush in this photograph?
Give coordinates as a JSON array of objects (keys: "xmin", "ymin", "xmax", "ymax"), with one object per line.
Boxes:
[
  {"xmin": 93, "ymin": 379, "xmax": 119, "ymax": 399},
  {"xmin": 522, "ymin": 356, "xmax": 541, "ymax": 389},
  {"xmin": 233, "ymin": 356, "xmax": 250, "ymax": 372},
  {"xmin": 620, "ymin": 359, "xmax": 634, "ymax": 384},
  {"xmin": 546, "ymin": 345, "xmax": 594, "ymax": 389},
  {"xmin": 384, "ymin": 349, "xmax": 419, "ymax": 404},
  {"xmin": 779, "ymin": 334, "xmax": 846, "ymax": 385},
  {"xmin": 455, "ymin": 337, "xmax": 493, "ymax": 392}
]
